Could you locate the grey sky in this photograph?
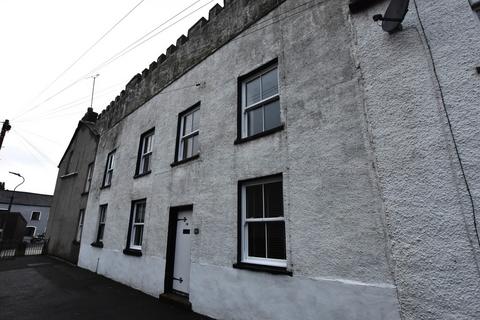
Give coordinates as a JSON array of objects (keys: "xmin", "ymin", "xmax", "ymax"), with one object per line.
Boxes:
[{"xmin": 0, "ymin": 0, "xmax": 222, "ymax": 195}]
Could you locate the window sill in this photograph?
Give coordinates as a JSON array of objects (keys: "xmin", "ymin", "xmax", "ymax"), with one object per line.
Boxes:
[
  {"xmin": 123, "ymin": 248, "xmax": 142, "ymax": 257},
  {"xmin": 234, "ymin": 124, "xmax": 284, "ymax": 145},
  {"xmin": 60, "ymin": 172, "xmax": 78, "ymax": 179},
  {"xmin": 134, "ymin": 171, "xmax": 152, "ymax": 179},
  {"xmin": 90, "ymin": 241, "xmax": 104, "ymax": 248},
  {"xmin": 233, "ymin": 262, "xmax": 292, "ymax": 276},
  {"xmin": 170, "ymin": 154, "xmax": 200, "ymax": 167},
  {"xmin": 100, "ymin": 185, "xmax": 111, "ymax": 190}
]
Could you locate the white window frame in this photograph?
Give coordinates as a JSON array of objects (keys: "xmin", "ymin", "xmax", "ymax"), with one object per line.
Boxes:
[
  {"xmin": 103, "ymin": 151, "xmax": 115, "ymax": 187},
  {"xmin": 84, "ymin": 163, "xmax": 94, "ymax": 193},
  {"xmin": 25, "ymin": 226, "xmax": 36, "ymax": 237},
  {"xmin": 138, "ymin": 132, "xmax": 154, "ymax": 174},
  {"xmin": 178, "ymin": 107, "xmax": 200, "ymax": 161},
  {"xmin": 30, "ymin": 211, "xmax": 41, "ymax": 221},
  {"xmin": 97, "ymin": 205, "xmax": 107, "ymax": 242},
  {"xmin": 76, "ymin": 210, "xmax": 85, "ymax": 242},
  {"xmin": 241, "ymin": 176, "xmax": 287, "ymax": 268},
  {"xmin": 129, "ymin": 201, "xmax": 146, "ymax": 250},
  {"xmin": 241, "ymin": 65, "xmax": 280, "ymax": 138}
]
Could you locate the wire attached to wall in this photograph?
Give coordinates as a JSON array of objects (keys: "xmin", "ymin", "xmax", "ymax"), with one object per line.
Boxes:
[{"xmin": 412, "ymin": 0, "xmax": 480, "ymax": 250}]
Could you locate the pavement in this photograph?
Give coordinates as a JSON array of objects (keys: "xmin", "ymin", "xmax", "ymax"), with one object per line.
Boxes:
[{"xmin": 0, "ymin": 255, "xmax": 211, "ymax": 320}]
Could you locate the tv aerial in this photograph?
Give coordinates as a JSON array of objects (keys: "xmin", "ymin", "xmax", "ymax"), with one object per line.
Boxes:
[{"xmin": 373, "ymin": 0, "xmax": 410, "ymax": 33}]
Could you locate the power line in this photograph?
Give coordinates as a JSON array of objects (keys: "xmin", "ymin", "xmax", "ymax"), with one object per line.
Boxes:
[
  {"xmin": 13, "ymin": 0, "xmax": 321, "ymax": 126},
  {"xmin": 12, "ymin": 129, "xmax": 57, "ymax": 167},
  {"xmin": 19, "ymin": 108, "xmax": 85, "ymax": 123},
  {"xmin": 13, "ymin": 0, "xmax": 146, "ymax": 121},
  {"xmin": 236, "ymin": 0, "xmax": 325, "ymax": 40},
  {"xmin": 12, "ymin": 126, "xmax": 64, "ymax": 147},
  {"xmin": 93, "ymin": 0, "xmax": 321, "ymax": 77},
  {"xmin": 16, "ymin": 83, "xmax": 124, "ymax": 123},
  {"xmin": 87, "ymin": 0, "xmax": 209, "ymax": 74},
  {"xmin": 12, "ymin": 0, "xmax": 209, "ymax": 123}
]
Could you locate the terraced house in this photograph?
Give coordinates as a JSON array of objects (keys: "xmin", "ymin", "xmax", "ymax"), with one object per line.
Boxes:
[{"xmin": 48, "ymin": 0, "xmax": 480, "ymax": 319}]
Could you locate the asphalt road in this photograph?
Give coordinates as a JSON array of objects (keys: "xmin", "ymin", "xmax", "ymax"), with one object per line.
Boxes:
[{"xmin": 0, "ymin": 255, "xmax": 210, "ymax": 320}]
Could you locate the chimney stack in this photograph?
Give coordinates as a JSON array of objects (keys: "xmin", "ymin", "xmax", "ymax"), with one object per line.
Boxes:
[{"xmin": 82, "ymin": 108, "xmax": 98, "ymax": 123}]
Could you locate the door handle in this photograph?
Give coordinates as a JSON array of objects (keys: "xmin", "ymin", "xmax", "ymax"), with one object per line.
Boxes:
[{"xmin": 173, "ymin": 276, "xmax": 183, "ymax": 283}]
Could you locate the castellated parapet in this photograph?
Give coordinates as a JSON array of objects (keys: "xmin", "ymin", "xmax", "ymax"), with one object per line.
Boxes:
[{"xmin": 96, "ymin": 0, "xmax": 286, "ymax": 133}]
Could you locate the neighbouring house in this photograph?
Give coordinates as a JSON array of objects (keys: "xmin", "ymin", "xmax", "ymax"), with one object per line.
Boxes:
[
  {"xmin": 45, "ymin": 108, "xmax": 99, "ymax": 264},
  {"xmin": 0, "ymin": 190, "xmax": 52, "ymax": 241},
  {"xmin": 0, "ymin": 211, "xmax": 27, "ymax": 243},
  {"xmin": 47, "ymin": 0, "xmax": 480, "ymax": 319}
]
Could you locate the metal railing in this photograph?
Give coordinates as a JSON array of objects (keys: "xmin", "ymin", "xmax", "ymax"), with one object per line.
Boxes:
[{"xmin": 0, "ymin": 239, "xmax": 48, "ymax": 260}]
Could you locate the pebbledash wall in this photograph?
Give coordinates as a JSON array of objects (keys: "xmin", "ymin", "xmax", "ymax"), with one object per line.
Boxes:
[
  {"xmin": 73, "ymin": 0, "xmax": 480, "ymax": 319},
  {"xmin": 350, "ymin": 1, "xmax": 480, "ymax": 319}
]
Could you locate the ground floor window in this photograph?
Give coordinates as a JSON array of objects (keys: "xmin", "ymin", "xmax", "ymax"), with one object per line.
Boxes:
[
  {"xmin": 25, "ymin": 226, "xmax": 36, "ymax": 237},
  {"xmin": 126, "ymin": 199, "xmax": 146, "ymax": 251},
  {"xmin": 75, "ymin": 210, "xmax": 85, "ymax": 242},
  {"xmin": 239, "ymin": 174, "xmax": 287, "ymax": 267},
  {"xmin": 96, "ymin": 204, "xmax": 107, "ymax": 243}
]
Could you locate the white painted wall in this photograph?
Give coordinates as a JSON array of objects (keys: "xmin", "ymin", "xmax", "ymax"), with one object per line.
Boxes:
[
  {"xmin": 77, "ymin": 0, "xmax": 480, "ymax": 318},
  {"xmin": 349, "ymin": 1, "xmax": 480, "ymax": 319}
]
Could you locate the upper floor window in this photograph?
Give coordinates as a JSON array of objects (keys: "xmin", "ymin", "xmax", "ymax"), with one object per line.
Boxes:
[
  {"xmin": 102, "ymin": 150, "xmax": 115, "ymax": 187},
  {"xmin": 65, "ymin": 151, "xmax": 74, "ymax": 174},
  {"xmin": 135, "ymin": 129, "xmax": 154, "ymax": 176},
  {"xmin": 238, "ymin": 59, "xmax": 281, "ymax": 141},
  {"xmin": 239, "ymin": 174, "xmax": 286, "ymax": 268},
  {"xmin": 75, "ymin": 209, "xmax": 85, "ymax": 242},
  {"xmin": 31, "ymin": 211, "xmax": 41, "ymax": 221},
  {"xmin": 84, "ymin": 163, "xmax": 94, "ymax": 193},
  {"xmin": 174, "ymin": 102, "xmax": 200, "ymax": 164}
]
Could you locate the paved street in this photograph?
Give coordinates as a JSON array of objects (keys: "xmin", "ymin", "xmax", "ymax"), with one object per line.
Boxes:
[{"xmin": 0, "ymin": 255, "xmax": 210, "ymax": 320}]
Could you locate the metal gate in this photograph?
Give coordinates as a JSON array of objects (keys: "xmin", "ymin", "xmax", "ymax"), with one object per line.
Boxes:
[{"xmin": 0, "ymin": 240, "xmax": 48, "ymax": 260}]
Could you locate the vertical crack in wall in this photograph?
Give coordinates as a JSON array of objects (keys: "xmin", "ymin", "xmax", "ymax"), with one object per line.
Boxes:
[{"xmin": 346, "ymin": 3, "xmax": 406, "ymax": 319}]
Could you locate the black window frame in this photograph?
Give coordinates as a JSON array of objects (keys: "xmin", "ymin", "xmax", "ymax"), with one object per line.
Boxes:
[
  {"xmin": 234, "ymin": 58, "xmax": 284, "ymax": 145},
  {"xmin": 134, "ymin": 128, "xmax": 155, "ymax": 178},
  {"xmin": 123, "ymin": 198, "xmax": 147, "ymax": 257},
  {"xmin": 30, "ymin": 211, "xmax": 41, "ymax": 221},
  {"xmin": 25, "ymin": 226, "xmax": 36, "ymax": 237},
  {"xmin": 92, "ymin": 204, "xmax": 108, "ymax": 248},
  {"xmin": 171, "ymin": 102, "xmax": 201, "ymax": 167},
  {"xmin": 233, "ymin": 173, "xmax": 292, "ymax": 276},
  {"xmin": 101, "ymin": 149, "xmax": 116, "ymax": 188}
]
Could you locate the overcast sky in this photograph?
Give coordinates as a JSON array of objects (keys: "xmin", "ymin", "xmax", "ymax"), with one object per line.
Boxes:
[{"xmin": 0, "ymin": 0, "xmax": 223, "ymax": 195}]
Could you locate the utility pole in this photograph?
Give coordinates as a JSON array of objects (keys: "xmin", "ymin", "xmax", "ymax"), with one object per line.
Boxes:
[{"xmin": 0, "ymin": 120, "xmax": 11, "ymax": 151}]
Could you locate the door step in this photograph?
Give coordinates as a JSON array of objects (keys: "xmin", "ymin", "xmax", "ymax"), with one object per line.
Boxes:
[{"xmin": 159, "ymin": 293, "xmax": 192, "ymax": 310}]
